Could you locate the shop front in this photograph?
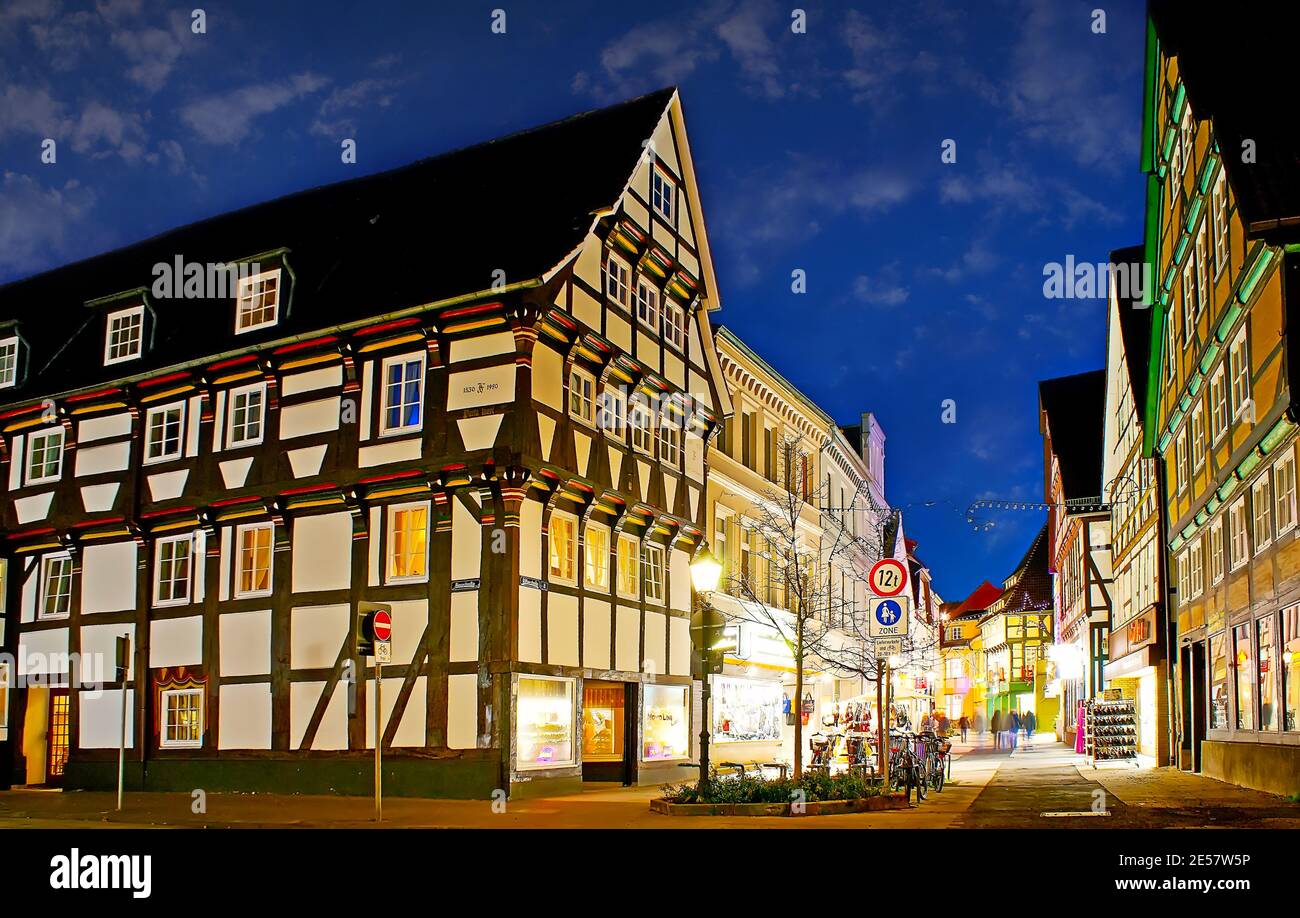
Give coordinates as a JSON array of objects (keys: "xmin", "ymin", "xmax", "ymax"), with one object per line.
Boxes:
[
  {"xmin": 512, "ymin": 673, "xmax": 695, "ymax": 794},
  {"xmin": 1103, "ymin": 604, "xmax": 1169, "ymax": 764}
]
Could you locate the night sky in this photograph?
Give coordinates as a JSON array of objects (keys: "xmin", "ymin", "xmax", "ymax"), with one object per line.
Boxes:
[{"xmin": 0, "ymin": 0, "xmax": 1147, "ymax": 600}]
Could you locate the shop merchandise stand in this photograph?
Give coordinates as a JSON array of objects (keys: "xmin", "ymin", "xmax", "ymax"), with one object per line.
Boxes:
[{"xmin": 1084, "ymin": 698, "xmax": 1139, "ymax": 768}]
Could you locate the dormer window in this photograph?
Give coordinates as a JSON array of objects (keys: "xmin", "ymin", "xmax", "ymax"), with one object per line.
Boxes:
[
  {"xmin": 104, "ymin": 305, "xmax": 144, "ymax": 365},
  {"xmin": 235, "ymin": 268, "xmax": 281, "ymax": 334},
  {"xmin": 0, "ymin": 336, "xmax": 18, "ymax": 388},
  {"xmin": 652, "ymin": 167, "xmax": 675, "ymax": 223}
]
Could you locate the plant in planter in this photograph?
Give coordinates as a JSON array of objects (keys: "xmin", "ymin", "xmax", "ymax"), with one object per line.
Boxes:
[{"xmin": 661, "ymin": 769, "xmax": 883, "ymax": 805}]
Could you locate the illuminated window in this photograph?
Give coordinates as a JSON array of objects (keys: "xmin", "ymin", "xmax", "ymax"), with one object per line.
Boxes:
[
  {"xmin": 516, "ymin": 675, "xmax": 575, "ymax": 769},
  {"xmin": 235, "ymin": 269, "xmax": 280, "ymax": 333},
  {"xmin": 643, "ymin": 683, "xmax": 689, "ymax": 761},
  {"xmin": 616, "ymin": 534, "xmax": 639, "ymax": 597},
  {"xmin": 1234, "ymin": 622, "xmax": 1254, "ymax": 730},
  {"xmin": 549, "ymin": 512, "xmax": 577, "ymax": 585},
  {"xmin": 104, "ymin": 305, "xmax": 144, "ymax": 365},
  {"xmin": 604, "ymin": 254, "xmax": 631, "ymax": 309},
  {"xmin": 227, "ymin": 383, "xmax": 266, "ymax": 447},
  {"xmin": 145, "ymin": 402, "xmax": 184, "ymax": 463},
  {"xmin": 386, "ymin": 503, "xmax": 429, "ymax": 583},
  {"xmin": 234, "ymin": 523, "xmax": 273, "ymax": 598},
  {"xmin": 161, "ymin": 688, "xmax": 203, "ymax": 748},
  {"xmin": 40, "ymin": 554, "xmax": 73, "ymax": 619},
  {"xmin": 155, "ymin": 534, "xmax": 193, "ymax": 606},
  {"xmin": 380, "ymin": 354, "xmax": 425, "ymax": 435},
  {"xmin": 26, "ymin": 427, "xmax": 64, "ymax": 485},
  {"xmin": 585, "ymin": 524, "xmax": 610, "ymax": 590},
  {"xmin": 569, "ymin": 367, "xmax": 596, "ymax": 425},
  {"xmin": 642, "ymin": 543, "xmax": 665, "ymax": 603}
]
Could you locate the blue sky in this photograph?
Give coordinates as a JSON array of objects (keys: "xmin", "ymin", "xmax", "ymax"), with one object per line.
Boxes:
[{"xmin": 0, "ymin": 0, "xmax": 1147, "ymax": 600}]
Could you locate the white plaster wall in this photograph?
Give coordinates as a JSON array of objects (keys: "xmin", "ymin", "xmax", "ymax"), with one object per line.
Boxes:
[
  {"xmin": 219, "ymin": 683, "xmax": 272, "ymax": 749},
  {"xmin": 80, "ymin": 541, "xmax": 137, "ymax": 614},
  {"xmin": 149, "ymin": 616, "xmax": 203, "ymax": 667},
  {"xmin": 219, "ymin": 609, "xmax": 272, "ymax": 677},
  {"xmin": 291, "ymin": 512, "xmax": 352, "ymax": 592}
]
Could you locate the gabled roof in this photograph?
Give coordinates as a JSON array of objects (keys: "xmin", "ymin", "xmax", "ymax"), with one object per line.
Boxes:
[
  {"xmin": 1149, "ymin": 1, "xmax": 1300, "ymax": 244},
  {"xmin": 1, "ymin": 88, "xmax": 680, "ymax": 399},
  {"xmin": 1039, "ymin": 369, "xmax": 1107, "ymax": 502},
  {"xmin": 1111, "ymin": 244, "xmax": 1151, "ymax": 411},
  {"xmin": 996, "ymin": 522, "xmax": 1052, "ymax": 614},
  {"xmin": 951, "ymin": 580, "xmax": 1003, "ymax": 618}
]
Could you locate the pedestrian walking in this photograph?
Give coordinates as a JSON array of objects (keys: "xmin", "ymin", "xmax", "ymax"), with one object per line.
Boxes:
[
  {"xmin": 990, "ymin": 710, "xmax": 1002, "ymax": 749},
  {"xmin": 959, "ymin": 714, "xmax": 970, "ymax": 742},
  {"xmin": 1025, "ymin": 710, "xmax": 1037, "ymax": 744},
  {"xmin": 1007, "ymin": 710, "xmax": 1020, "ymax": 749}
]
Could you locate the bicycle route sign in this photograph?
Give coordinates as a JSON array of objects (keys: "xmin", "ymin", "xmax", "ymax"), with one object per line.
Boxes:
[{"xmin": 868, "ymin": 595, "xmax": 910, "ymax": 638}]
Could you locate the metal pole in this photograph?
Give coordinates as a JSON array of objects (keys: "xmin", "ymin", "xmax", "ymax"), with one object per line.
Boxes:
[
  {"xmin": 375, "ymin": 661, "xmax": 383, "ymax": 822},
  {"xmin": 877, "ymin": 658, "xmax": 888, "ymax": 791},
  {"xmin": 117, "ymin": 633, "xmax": 130, "ymax": 812},
  {"xmin": 696, "ymin": 596, "xmax": 711, "ymax": 795}
]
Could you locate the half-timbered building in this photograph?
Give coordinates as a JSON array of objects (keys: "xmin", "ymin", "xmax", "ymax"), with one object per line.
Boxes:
[{"xmin": 0, "ymin": 88, "xmax": 730, "ymax": 797}]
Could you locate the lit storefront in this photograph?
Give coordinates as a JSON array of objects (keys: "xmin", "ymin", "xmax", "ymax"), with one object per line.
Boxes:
[{"xmin": 1103, "ymin": 604, "xmax": 1168, "ymax": 762}]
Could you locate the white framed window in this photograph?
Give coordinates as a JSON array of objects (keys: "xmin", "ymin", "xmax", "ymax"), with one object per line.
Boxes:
[
  {"xmin": 599, "ymin": 386, "xmax": 626, "ymax": 436},
  {"xmin": 569, "ymin": 367, "xmax": 596, "ymax": 426},
  {"xmin": 584, "ymin": 523, "xmax": 610, "ymax": 590},
  {"xmin": 1229, "ymin": 328, "xmax": 1250, "ymax": 418},
  {"xmin": 1212, "ymin": 170, "xmax": 1229, "ymax": 276},
  {"xmin": 604, "ymin": 253, "xmax": 631, "ymax": 309},
  {"xmin": 549, "ymin": 511, "xmax": 578, "ymax": 585},
  {"xmin": 630, "ymin": 400, "xmax": 653, "ymax": 455},
  {"xmin": 658, "ymin": 416, "xmax": 682, "ymax": 466},
  {"xmin": 1175, "ymin": 428, "xmax": 1188, "ymax": 493},
  {"xmin": 1209, "ymin": 517, "xmax": 1225, "ymax": 585},
  {"xmin": 663, "ymin": 300, "xmax": 685, "ymax": 351},
  {"xmin": 1165, "ymin": 315, "xmax": 1177, "ymax": 382},
  {"xmin": 1275, "ymin": 452, "xmax": 1297, "ymax": 535},
  {"xmin": 145, "ymin": 402, "xmax": 185, "ymax": 463},
  {"xmin": 635, "ymin": 278, "xmax": 660, "ymax": 330},
  {"xmin": 154, "ymin": 534, "xmax": 193, "ymax": 606},
  {"xmin": 26, "ymin": 427, "xmax": 64, "ymax": 485},
  {"xmin": 1178, "ymin": 104, "xmax": 1193, "ymax": 177},
  {"xmin": 0, "ymin": 336, "xmax": 18, "ymax": 388},
  {"xmin": 1189, "ymin": 537, "xmax": 1204, "ymax": 598},
  {"xmin": 380, "ymin": 353, "xmax": 425, "ymax": 436},
  {"xmin": 104, "ymin": 305, "xmax": 144, "ymax": 365},
  {"xmin": 651, "ymin": 167, "xmax": 675, "ymax": 223},
  {"xmin": 616, "ymin": 533, "xmax": 639, "ymax": 597},
  {"xmin": 642, "ymin": 542, "xmax": 665, "ymax": 603},
  {"xmin": 226, "ymin": 383, "xmax": 266, "ymax": 448},
  {"xmin": 1181, "ymin": 258, "xmax": 1196, "ymax": 344},
  {"xmin": 1176, "ymin": 551, "xmax": 1189, "ymax": 604},
  {"xmin": 161, "ymin": 688, "xmax": 203, "ymax": 748},
  {"xmin": 386, "ymin": 502, "xmax": 429, "ymax": 583},
  {"xmin": 1195, "ymin": 224, "xmax": 1209, "ymax": 315},
  {"xmin": 1191, "ymin": 403, "xmax": 1205, "ymax": 470},
  {"xmin": 234, "ymin": 522, "xmax": 273, "ymax": 598},
  {"xmin": 39, "ymin": 554, "xmax": 73, "ymax": 619},
  {"xmin": 1210, "ymin": 365, "xmax": 1229, "ymax": 443},
  {"xmin": 1253, "ymin": 476, "xmax": 1273, "ymax": 554},
  {"xmin": 1229, "ymin": 497, "xmax": 1249, "ymax": 570},
  {"xmin": 235, "ymin": 268, "xmax": 281, "ymax": 333}
]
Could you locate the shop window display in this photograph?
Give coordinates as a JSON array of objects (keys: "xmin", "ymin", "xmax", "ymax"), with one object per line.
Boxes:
[
  {"xmin": 517, "ymin": 676, "xmax": 575, "ymax": 769},
  {"xmin": 1257, "ymin": 616, "xmax": 1277, "ymax": 732},
  {"xmin": 1209, "ymin": 632, "xmax": 1229, "ymax": 730},
  {"xmin": 713, "ymin": 677, "xmax": 782, "ymax": 743},
  {"xmin": 1233, "ymin": 623, "xmax": 1254, "ymax": 731},
  {"xmin": 582, "ymin": 682, "xmax": 625, "ymax": 762},
  {"xmin": 1283, "ymin": 606, "xmax": 1300, "ymax": 732},
  {"xmin": 642, "ymin": 683, "xmax": 690, "ymax": 761}
]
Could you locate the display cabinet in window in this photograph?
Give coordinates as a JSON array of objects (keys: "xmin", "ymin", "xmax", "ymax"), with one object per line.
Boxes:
[
  {"xmin": 642, "ymin": 683, "xmax": 689, "ymax": 761},
  {"xmin": 516, "ymin": 676, "xmax": 576, "ymax": 770}
]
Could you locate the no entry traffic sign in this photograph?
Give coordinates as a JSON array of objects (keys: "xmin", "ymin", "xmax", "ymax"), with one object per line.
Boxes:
[{"xmin": 372, "ymin": 609, "xmax": 393, "ymax": 642}]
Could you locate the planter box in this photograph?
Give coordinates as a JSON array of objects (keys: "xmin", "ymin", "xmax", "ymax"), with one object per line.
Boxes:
[{"xmin": 649, "ymin": 794, "xmax": 909, "ymax": 817}]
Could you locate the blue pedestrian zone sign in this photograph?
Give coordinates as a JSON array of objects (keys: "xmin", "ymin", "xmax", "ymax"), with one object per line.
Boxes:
[{"xmin": 868, "ymin": 596, "xmax": 910, "ymax": 637}]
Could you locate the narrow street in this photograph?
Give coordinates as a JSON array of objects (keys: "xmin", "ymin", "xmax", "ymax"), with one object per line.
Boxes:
[{"xmin": 2, "ymin": 735, "xmax": 1295, "ymax": 829}]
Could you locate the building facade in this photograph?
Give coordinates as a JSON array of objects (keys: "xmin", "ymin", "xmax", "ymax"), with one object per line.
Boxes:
[
  {"xmin": 1102, "ymin": 244, "xmax": 1171, "ymax": 764},
  {"xmin": 0, "ymin": 89, "xmax": 732, "ymax": 798},
  {"xmin": 1142, "ymin": 6, "xmax": 1300, "ymax": 794},
  {"xmin": 1040, "ymin": 371, "xmax": 1114, "ymax": 745}
]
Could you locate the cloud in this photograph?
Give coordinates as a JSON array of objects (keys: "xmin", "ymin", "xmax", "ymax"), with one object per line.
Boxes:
[
  {"xmin": 310, "ymin": 76, "xmax": 404, "ymax": 138},
  {"xmin": 69, "ymin": 100, "xmax": 147, "ymax": 161},
  {"xmin": 0, "ymin": 171, "xmax": 97, "ymax": 275},
  {"xmin": 928, "ymin": 236, "xmax": 1000, "ymax": 284},
  {"xmin": 181, "ymin": 72, "xmax": 330, "ymax": 146},
  {"xmin": 853, "ymin": 264, "xmax": 910, "ymax": 306},
  {"xmin": 0, "ymin": 84, "xmax": 149, "ymax": 163},
  {"xmin": 110, "ymin": 9, "xmax": 196, "ymax": 92}
]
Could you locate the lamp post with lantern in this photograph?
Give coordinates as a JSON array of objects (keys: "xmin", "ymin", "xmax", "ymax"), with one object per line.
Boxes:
[{"xmin": 688, "ymin": 544, "xmax": 723, "ymax": 795}]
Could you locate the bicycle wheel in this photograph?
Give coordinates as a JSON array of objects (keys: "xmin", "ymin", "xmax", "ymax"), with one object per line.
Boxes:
[
  {"xmin": 913, "ymin": 762, "xmax": 927, "ymax": 801},
  {"xmin": 932, "ymin": 757, "xmax": 945, "ymax": 792}
]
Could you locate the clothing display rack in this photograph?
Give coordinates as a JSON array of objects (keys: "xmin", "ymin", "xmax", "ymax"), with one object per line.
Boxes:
[{"xmin": 1084, "ymin": 698, "xmax": 1138, "ymax": 766}]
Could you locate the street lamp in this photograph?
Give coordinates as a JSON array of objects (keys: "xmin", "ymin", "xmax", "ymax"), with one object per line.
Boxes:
[{"xmin": 690, "ymin": 544, "xmax": 723, "ymax": 794}]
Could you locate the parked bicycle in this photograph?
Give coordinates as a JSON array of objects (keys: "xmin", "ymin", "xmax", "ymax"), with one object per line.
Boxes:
[{"xmin": 887, "ymin": 730, "xmax": 927, "ymax": 802}]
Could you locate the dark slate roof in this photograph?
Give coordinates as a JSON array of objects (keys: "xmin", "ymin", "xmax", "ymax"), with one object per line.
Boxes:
[
  {"xmin": 0, "ymin": 88, "xmax": 678, "ymax": 401},
  {"xmin": 996, "ymin": 522, "xmax": 1052, "ymax": 614},
  {"xmin": 1111, "ymin": 244, "xmax": 1151, "ymax": 410},
  {"xmin": 1039, "ymin": 369, "xmax": 1107, "ymax": 501},
  {"xmin": 1150, "ymin": 1, "xmax": 1300, "ymax": 244}
]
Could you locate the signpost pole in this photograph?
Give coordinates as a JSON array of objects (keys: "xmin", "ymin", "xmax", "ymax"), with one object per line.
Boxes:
[
  {"xmin": 877, "ymin": 656, "xmax": 887, "ymax": 791},
  {"xmin": 116, "ymin": 633, "xmax": 130, "ymax": 813},
  {"xmin": 375, "ymin": 659, "xmax": 383, "ymax": 822}
]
